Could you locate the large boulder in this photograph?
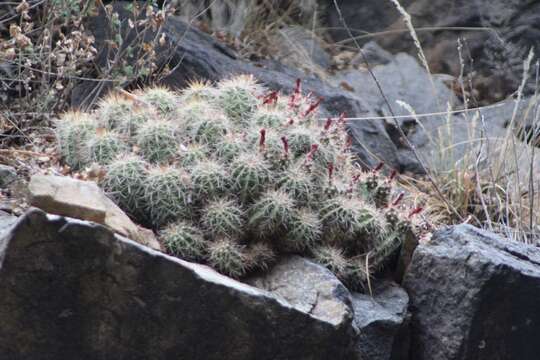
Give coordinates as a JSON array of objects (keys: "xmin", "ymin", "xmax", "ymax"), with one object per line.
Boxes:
[
  {"xmin": 247, "ymin": 255, "xmax": 353, "ymax": 328},
  {"xmin": 352, "ymin": 281, "xmax": 410, "ymax": 360},
  {"xmin": 0, "ymin": 209, "xmax": 357, "ymax": 360},
  {"xmin": 403, "ymin": 224, "xmax": 540, "ymax": 360}
]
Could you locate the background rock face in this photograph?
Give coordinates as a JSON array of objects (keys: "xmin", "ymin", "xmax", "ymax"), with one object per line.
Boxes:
[
  {"xmin": 323, "ymin": 0, "xmax": 540, "ymax": 101},
  {"xmin": 0, "ymin": 209, "xmax": 356, "ymax": 360},
  {"xmin": 403, "ymin": 224, "xmax": 540, "ymax": 360},
  {"xmin": 352, "ymin": 281, "xmax": 410, "ymax": 360}
]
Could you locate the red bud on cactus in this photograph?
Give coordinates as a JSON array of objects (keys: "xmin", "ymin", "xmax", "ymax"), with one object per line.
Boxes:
[
  {"xmin": 306, "ymin": 144, "xmax": 319, "ymax": 161},
  {"xmin": 408, "ymin": 207, "xmax": 423, "ymax": 218},
  {"xmin": 281, "ymin": 136, "xmax": 289, "ymax": 156},
  {"xmin": 324, "ymin": 117, "xmax": 333, "ymax": 131},
  {"xmin": 328, "ymin": 162, "xmax": 334, "ymax": 181},
  {"xmin": 262, "ymin": 91, "xmax": 278, "ymax": 105},
  {"xmin": 338, "ymin": 112, "xmax": 346, "ymax": 124},
  {"xmin": 302, "ymin": 97, "xmax": 322, "ymax": 117},
  {"xmin": 392, "ymin": 193, "xmax": 404, "ymax": 206},
  {"xmin": 389, "ymin": 170, "xmax": 397, "ymax": 181},
  {"xmin": 345, "ymin": 135, "xmax": 353, "ymax": 148},
  {"xmin": 288, "ymin": 118, "xmax": 294, "ymax": 125},
  {"xmin": 259, "ymin": 129, "xmax": 266, "ymax": 149},
  {"xmin": 373, "ymin": 162, "xmax": 384, "ymax": 172},
  {"xmin": 294, "ymin": 78, "xmax": 301, "ymax": 96}
]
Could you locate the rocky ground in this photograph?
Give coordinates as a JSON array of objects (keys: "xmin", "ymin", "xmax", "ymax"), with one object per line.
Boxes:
[{"xmin": 2, "ymin": 1, "xmax": 540, "ymax": 359}]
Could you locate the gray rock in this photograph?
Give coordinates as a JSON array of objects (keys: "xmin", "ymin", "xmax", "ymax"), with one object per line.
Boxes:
[
  {"xmin": 247, "ymin": 255, "xmax": 353, "ymax": 328},
  {"xmin": 0, "ymin": 164, "xmax": 16, "ymax": 188},
  {"xmin": 0, "ymin": 210, "xmax": 16, "ymax": 238},
  {"xmin": 352, "ymin": 281, "xmax": 410, "ymax": 360},
  {"xmin": 332, "ymin": 52, "xmax": 459, "ymax": 172},
  {"xmin": 0, "ymin": 209, "xmax": 357, "ymax": 359},
  {"xmin": 325, "ymin": 0, "xmax": 540, "ymax": 100},
  {"xmin": 352, "ymin": 41, "xmax": 394, "ymax": 66},
  {"xmin": 272, "ymin": 26, "xmax": 332, "ymax": 70},
  {"xmin": 403, "ymin": 224, "xmax": 540, "ymax": 360}
]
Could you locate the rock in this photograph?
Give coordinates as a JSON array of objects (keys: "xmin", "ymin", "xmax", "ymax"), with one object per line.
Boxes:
[
  {"xmin": 0, "ymin": 209, "xmax": 356, "ymax": 359},
  {"xmin": 332, "ymin": 52, "xmax": 459, "ymax": 172},
  {"xmin": 352, "ymin": 281, "xmax": 410, "ymax": 360},
  {"xmin": 351, "ymin": 41, "xmax": 394, "ymax": 66},
  {"xmin": 28, "ymin": 175, "xmax": 160, "ymax": 251},
  {"xmin": 247, "ymin": 255, "xmax": 353, "ymax": 328},
  {"xmin": 271, "ymin": 26, "xmax": 331, "ymax": 71},
  {"xmin": 403, "ymin": 224, "xmax": 540, "ymax": 360},
  {"xmin": 0, "ymin": 210, "xmax": 16, "ymax": 238},
  {"xmin": 324, "ymin": 0, "xmax": 540, "ymax": 101},
  {"xmin": 324, "ymin": 0, "xmax": 415, "ymax": 46},
  {"xmin": 0, "ymin": 164, "xmax": 17, "ymax": 188},
  {"xmin": 71, "ymin": 2, "xmax": 402, "ymax": 171}
]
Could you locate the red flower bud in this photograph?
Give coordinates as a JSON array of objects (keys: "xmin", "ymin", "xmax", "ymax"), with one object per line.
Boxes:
[
  {"xmin": 262, "ymin": 90, "xmax": 278, "ymax": 105},
  {"xmin": 302, "ymin": 97, "xmax": 323, "ymax": 117},
  {"xmin": 324, "ymin": 117, "xmax": 333, "ymax": 130},
  {"xmin": 408, "ymin": 207, "xmax": 423, "ymax": 218},
  {"xmin": 306, "ymin": 144, "xmax": 318, "ymax": 161},
  {"xmin": 373, "ymin": 162, "xmax": 384, "ymax": 172},
  {"xmin": 259, "ymin": 128, "xmax": 266, "ymax": 148},
  {"xmin": 328, "ymin": 162, "xmax": 334, "ymax": 181},
  {"xmin": 392, "ymin": 193, "xmax": 404, "ymax": 206},
  {"xmin": 281, "ymin": 136, "xmax": 289, "ymax": 155}
]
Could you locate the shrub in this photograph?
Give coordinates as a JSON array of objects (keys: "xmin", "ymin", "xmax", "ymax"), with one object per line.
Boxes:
[{"xmin": 56, "ymin": 77, "xmax": 426, "ymax": 289}]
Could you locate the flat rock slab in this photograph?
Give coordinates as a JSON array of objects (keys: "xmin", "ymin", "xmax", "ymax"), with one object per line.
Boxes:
[
  {"xmin": 247, "ymin": 255, "xmax": 354, "ymax": 328},
  {"xmin": 28, "ymin": 175, "xmax": 160, "ymax": 250},
  {"xmin": 404, "ymin": 224, "xmax": 540, "ymax": 360},
  {"xmin": 0, "ymin": 209, "xmax": 356, "ymax": 360}
]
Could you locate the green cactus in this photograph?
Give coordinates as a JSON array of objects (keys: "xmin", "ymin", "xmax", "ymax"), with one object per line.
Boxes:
[
  {"xmin": 246, "ymin": 242, "xmax": 276, "ymax": 271},
  {"xmin": 249, "ymin": 189, "xmax": 295, "ymax": 235},
  {"xmin": 201, "ymin": 199, "xmax": 245, "ymax": 239},
  {"xmin": 217, "ymin": 75, "xmax": 262, "ymax": 125},
  {"xmin": 55, "ymin": 75, "xmax": 425, "ymax": 289},
  {"xmin": 56, "ymin": 112, "xmax": 97, "ymax": 169},
  {"xmin": 161, "ymin": 220, "xmax": 207, "ymax": 261},
  {"xmin": 230, "ymin": 152, "xmax": 272, "ymax": 203},
  {"xmin": 207, "ymin": 238, "xmax": 247, "ymax": 278},
  {"xmin": 215, "ymin": 133, "xmax": 246, "ymax": 161},
  {"xmin": 136, "ymin": 121, "xmax": 179, "ymax": 163},
  {"xmin": 252, "ymin": 107, "xmax": 284, "ymax": 128},
  {"xmin": 178, "ymin": 143, "xmax": 207, "ymax": 167},
  {"xmin": 143, "ymin": 166, "xmax": 192, "ymax": 226},
  {"xmin": 312, "ymin": 245, "xmax": 351, "ymax": 281},
  {"xmin": 96, "ymin": 95, "xmax": 133, "ymax": 130},
  {"xmin": 84, "ymin": 129, "xmax": 129, "ymax": 165},
  {"xmin": 284, "ymin": 208, "xmax": 322, "ymax": 252},
  {"xmin": 140, "ymin": 87, "xmax": 179, "ymax": 117},
  {"xmin": 179, "ymin": 80, "xmax": 218, "ymax": 104},
  {"xmin": 191, "ymin": 159, "xmax": 229, "ymax": 199},
  {"xmin": 101, "ymin": 155, "xmax": 149, "ymax": 218},
  {"xmin": 277, "ymin": 163, "xmax": 316, "ymax": 205}
]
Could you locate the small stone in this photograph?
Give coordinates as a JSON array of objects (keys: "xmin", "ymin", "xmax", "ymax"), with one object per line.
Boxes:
[
  {"xmin": 27, "ymin": 175, "xmax": 151, "ymax": 248},
  {"xmin": 0, "ymin": 165, "xmax": 17, "ymax": 188}
]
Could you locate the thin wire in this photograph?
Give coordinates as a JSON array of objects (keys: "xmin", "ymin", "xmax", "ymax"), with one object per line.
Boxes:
[{"xmin": 324, "ymin": 101, "xmax": 508, "ymax": 121}]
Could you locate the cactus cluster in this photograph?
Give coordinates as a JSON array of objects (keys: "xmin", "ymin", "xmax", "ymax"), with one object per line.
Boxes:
[{"xmin": 55, "ymin": 76, "xmax": 426, "ymax": 289}]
